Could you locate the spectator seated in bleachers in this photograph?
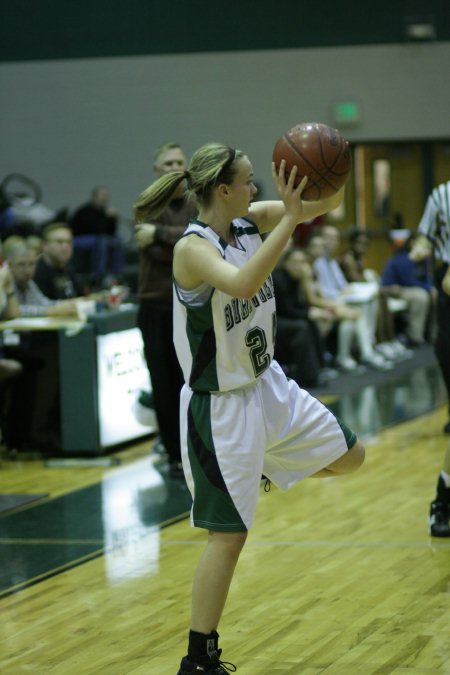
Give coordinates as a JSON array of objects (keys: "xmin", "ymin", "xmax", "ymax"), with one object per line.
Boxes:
[
  {"xmin": 272, "ymin": 246, "xmax": 339, "ymax": 388},
  {"xmin": 303, "ymin": 231, "xmax": 387, "ymax": 372},
  {"xmin": 0, "ymin": 256, "xmax": 31, "ymax": 453},
  {"xmin": 312, "ymin": 225, "xmax": 393, "ymax": 371},
  {"xmin": 338, "ymin": 227, "xmax": 412, "ymax": 361},
  {"xmin": 0, "ymin": 254, "xmax": 19, "ymax": 321},
  {"xmin": 70, "ymin": 186, "xmax": 124, "ymax": 288},
  {"xmin": 1, "ymin": 234, "xmax": 44, "ymax": 263},
  {"xmin": 381, "ymin": 230, "xmax": 437, "ymax": 347},
  {"xmin": 294, "ymin": 236, "xmax": 364, "ymax": 372},
  {"xmin": 8, "ymin": 242, "xmax": 79, "ymax": 317},
  {"xmin": 33, "ymin": 222, "xmax": 84, "ymax": 300}
]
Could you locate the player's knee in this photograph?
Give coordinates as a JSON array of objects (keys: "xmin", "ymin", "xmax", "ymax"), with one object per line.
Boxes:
[
  {"xmin": 348, "ymin": 440, "xmax": 365, "ymax": 472},
  {"xmin": 208, "ymin": 530, "xmax": 248, "ymax": 555}
]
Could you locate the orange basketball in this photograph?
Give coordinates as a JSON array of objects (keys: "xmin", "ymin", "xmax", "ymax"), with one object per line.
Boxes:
[{"xmin": 272, "ymin": 122, "xmax": 352, "ymax": 201}]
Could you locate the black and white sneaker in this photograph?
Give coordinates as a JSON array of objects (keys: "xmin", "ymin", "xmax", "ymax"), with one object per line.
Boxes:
[
  {"xmin": 429, "ymin": 500, "xmax": 450, "ymax": 537},
  {"xmin": 177, "ymin": 650, "xmax": 237, "ymax": 674},
  {"xmin": 429, "ymin": 476, "xmax": 450, "ymax": 537}
]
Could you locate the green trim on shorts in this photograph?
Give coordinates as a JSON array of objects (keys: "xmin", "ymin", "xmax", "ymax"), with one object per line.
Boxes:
[
  {"xmin": 329, "ymin": 410, "xmax": 357, "ymax": 449},
  {"xmin": 188, "ymin": 392, "xmax": 247, "ymax": 532}
]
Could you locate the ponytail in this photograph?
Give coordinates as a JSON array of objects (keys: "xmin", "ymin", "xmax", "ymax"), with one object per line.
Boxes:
[
  {"xmin": 134, "ymin": 171, "xmax": 186, "ymax": 223},
  {"xmin": 134, "ymin": 143, "xmax": 244, "ymax": 221}
]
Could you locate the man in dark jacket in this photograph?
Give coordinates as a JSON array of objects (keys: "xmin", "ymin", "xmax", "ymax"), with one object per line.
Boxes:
[{"xmin": 134, "ymin": 143, "xmax": 197, "ymax": 478}]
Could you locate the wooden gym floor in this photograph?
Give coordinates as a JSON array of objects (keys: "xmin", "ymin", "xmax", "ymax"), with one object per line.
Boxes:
[{"xmin": 1, "ymin": 351, "xmax": 449, "ymax": 674}]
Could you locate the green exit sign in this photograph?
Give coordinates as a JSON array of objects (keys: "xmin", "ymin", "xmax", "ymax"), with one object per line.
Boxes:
[{"xmin": 332, "ymin": 101, "xmax": 362, "ymax": 126}]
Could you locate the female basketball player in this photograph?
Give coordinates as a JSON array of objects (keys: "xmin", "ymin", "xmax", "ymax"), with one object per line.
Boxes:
[{"xmin": 134, "ymin": 143, "xmax": 365, "ymax": 674}]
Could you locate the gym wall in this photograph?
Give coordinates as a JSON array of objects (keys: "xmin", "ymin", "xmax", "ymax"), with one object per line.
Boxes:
[{"xmin": 1, "ymin": 1, "xmax": 449, "ymax": 220}]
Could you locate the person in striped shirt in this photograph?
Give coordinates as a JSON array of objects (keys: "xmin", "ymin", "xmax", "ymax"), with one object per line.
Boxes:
[{"xmin": 411, "ymin": 180, "xmax": 450, "ymax": 537}]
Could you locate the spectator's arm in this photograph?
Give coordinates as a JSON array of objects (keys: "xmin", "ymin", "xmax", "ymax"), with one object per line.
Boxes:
[
  {"xmin": 135, "ymin": 223, "xmax": 157, "ymax": 248},
  {"xmin": 409, "ymin": 235, "xmax": 433, "ymax": 261},
  {"xmin": 4, "ymin": 291, "xmax": 19, "ymax": 319},
  {"xmin": 300, "ymin": 265, "xmax": 336, "ymax": 310},
  {"xmin": 0, "ymin": 266, "xmax": 19, "ymax": 319},
  {"xmin": 154, "ymin": 224, "xmax": 188, "ymax": 245},
  {"xmin": 17, "ymin": 280, "xmax": 55, "ymax": 317},
  {"xmin": 135, "ymin": 222, "xmax": 186, "ymax": 248},
  {"xmin": 340, "ymin": 252, "xmax": 365, "ymax": 282},
  {"xmin": 47, "ymin": 300, "xmax": 79, "ymax": 317}
]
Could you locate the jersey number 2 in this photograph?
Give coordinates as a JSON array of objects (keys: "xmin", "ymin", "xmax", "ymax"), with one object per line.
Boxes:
[{"xmin": 246, "ymin": 326, "xmax": 271, "ymax": 377}]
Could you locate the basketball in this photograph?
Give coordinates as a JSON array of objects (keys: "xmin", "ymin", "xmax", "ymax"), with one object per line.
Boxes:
[{"xmin": 272, "ymin": 122, "xmax": 352, "ymax": 201}]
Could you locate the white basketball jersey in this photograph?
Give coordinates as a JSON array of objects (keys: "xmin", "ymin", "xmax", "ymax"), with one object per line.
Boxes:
[{"xmin": 173, "ymin": 218, "xmax": 276, "ymax": 392}]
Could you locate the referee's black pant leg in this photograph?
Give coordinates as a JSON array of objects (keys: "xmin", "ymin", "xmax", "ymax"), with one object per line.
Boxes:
[{"xmin": 435, "ymin": 296, "xmax": 450, "ymax": 416}]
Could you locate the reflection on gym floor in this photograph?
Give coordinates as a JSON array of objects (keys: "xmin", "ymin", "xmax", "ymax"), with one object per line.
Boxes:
[{"xmin": 330, "ymin": 364, "xmax": 446, "ymax": 439}]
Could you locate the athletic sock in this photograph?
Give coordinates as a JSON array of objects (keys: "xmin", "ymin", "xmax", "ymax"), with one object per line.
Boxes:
[{"xmin": 188, "ymin": 629, "xmax": 219, "ymax": 659}]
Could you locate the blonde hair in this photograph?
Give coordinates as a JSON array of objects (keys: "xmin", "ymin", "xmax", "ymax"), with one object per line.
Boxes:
[
  {"xmin": 41, "ymin": 222, "xmax": 72, "ymax": 241},
  {"xmin": 2, "ymin": 235, "xmax": 27, "ymax": 260},
  {"xmin": 134, "ymin": 143, "xmax": 243, "ymax": 223},
  {"xmin": 6, "ymin": 242, "xmax": 31, "ymax": 263}
]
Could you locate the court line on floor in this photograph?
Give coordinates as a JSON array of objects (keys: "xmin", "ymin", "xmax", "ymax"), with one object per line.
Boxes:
[
  {"xmin": 0, "ymin": 537, "xmax": 105, "ymax": 545},
  {"xmin": 160, "ymin": 538, "xmax": 450, "ymax": 550}
]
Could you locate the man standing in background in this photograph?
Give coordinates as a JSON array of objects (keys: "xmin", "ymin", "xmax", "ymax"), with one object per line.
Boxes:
[
  {"xmin": 134, "ymin": 143, "xmax": 197, "ymax": 479},
  {"xmin": 71, "ymin": 186, "xmax": 124, "ymax": 288}
]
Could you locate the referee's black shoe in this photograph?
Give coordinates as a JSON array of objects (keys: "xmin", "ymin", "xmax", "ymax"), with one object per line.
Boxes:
[
  {"xmin": 429, "ymin": 476, "xmax": 450, "ymax": 537},
  {"xmin": 443, "ymin": 419, "xmax": 450, "ymax": 435}
]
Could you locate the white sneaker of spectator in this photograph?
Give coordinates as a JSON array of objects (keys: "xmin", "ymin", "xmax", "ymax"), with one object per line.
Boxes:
[
  {"xmin": 377, "ymin": 341, "xmax": 413, "ymax": 361},
  {"xmin": 362, "ymin": 351, "xmax": 394, "ymax": 371},
  {"xmin": 376, "ymin": 341, "xmax": 398, "ymax": 360},
  {"xmin": 390, "ymin": 340, "xmax": 414, "ymax": 360},
  {"xmin": 336, "ymin": 355, "xmax": 360, "ymax": 372}
]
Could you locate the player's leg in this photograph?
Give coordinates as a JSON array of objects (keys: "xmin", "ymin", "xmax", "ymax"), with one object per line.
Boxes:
[
  {"xmin": 178, "ymin": 387, "xmax": 263, "ymax": 674},
  {"xmin": 178, "ymin": 531, "xmax": 245, "ymax": 674},
  {"xmin": 312, "ymin": 439, "xmax": 365, "ymax": 476},
  {"xmin": 191, "ymin": 531, "xmax": 247, "ymax": 633},
  {"xmin": 263, "ymin": 362, "xmax": 365, "ymax": 486}
]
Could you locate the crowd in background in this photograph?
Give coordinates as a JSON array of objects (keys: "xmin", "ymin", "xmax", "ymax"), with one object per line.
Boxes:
[
  {"xmin": 0, "ymin": 187, "xmax": 129, "ymax": 455},
  {"xmin": 0, "ymin": 165, "xmax": 447, "ymax": 462}
]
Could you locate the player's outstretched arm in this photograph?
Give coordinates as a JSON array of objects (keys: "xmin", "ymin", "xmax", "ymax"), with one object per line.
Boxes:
[{"xmin": 250, "ymin": 183, "xmax": 345, "ymax": 233}]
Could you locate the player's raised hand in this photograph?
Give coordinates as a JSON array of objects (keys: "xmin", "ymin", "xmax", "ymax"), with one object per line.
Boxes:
[{"xmin": 272, "ymin": 160, "xmax": 308, "ymax": 221}]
